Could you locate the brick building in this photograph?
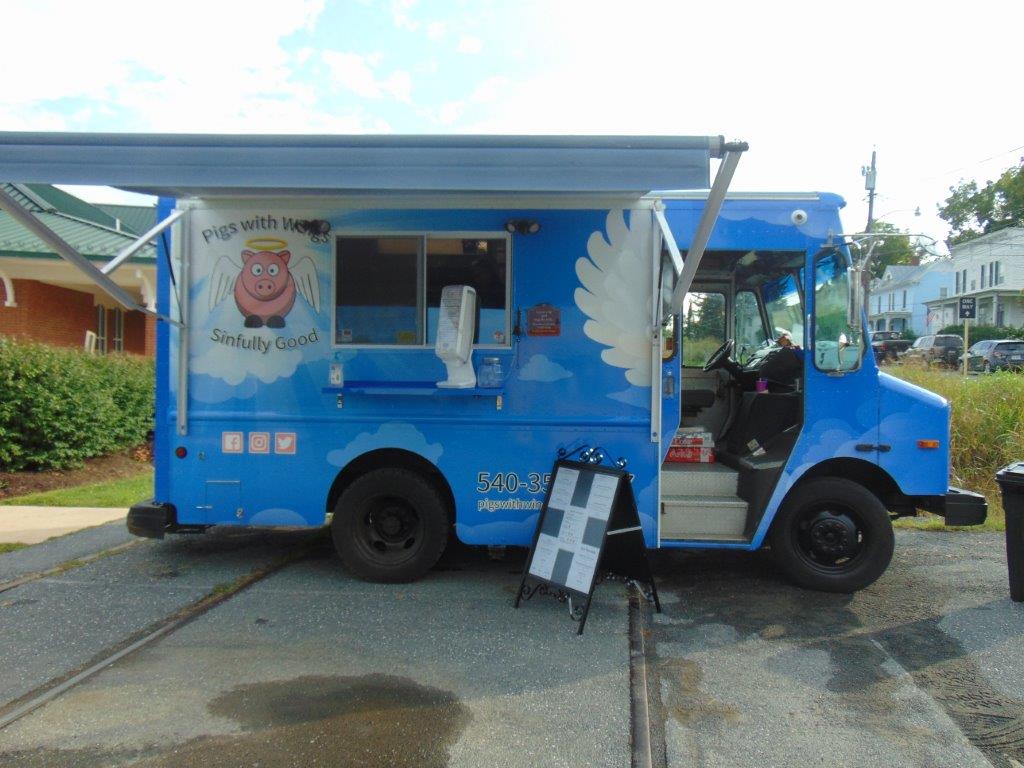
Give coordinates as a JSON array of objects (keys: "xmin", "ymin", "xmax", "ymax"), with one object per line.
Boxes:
[{"xmin": 0, "ymin": 184, "xmax": 156, "ymax": 355}]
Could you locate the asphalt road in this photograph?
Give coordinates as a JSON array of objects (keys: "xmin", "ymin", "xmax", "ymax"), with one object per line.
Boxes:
[
  {"xmin": 647, "ymin": 532, "xmax": 1024, "ymax": 768},
  {"xmin": 0, "ymin": 527, "xmax": 1021, "ymax": 768}
]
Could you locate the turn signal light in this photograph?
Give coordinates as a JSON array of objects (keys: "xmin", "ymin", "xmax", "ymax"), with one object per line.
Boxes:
[
  {"xmin": 916, "ymin": 439, "xmax": 940, "ymax": 449},
  {"xmin": 175, "ymin": 446, "xmax": 187, "ymax": 458}
]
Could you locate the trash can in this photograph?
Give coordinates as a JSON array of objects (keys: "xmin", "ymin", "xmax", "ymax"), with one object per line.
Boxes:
[{"xmin": 996, "ymin": 462, "xmax": 1024, "ymax": 602}]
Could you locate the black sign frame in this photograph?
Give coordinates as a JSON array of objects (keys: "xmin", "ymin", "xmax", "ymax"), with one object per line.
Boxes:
[
  {"xmin": 959, "ymin": 297, "xmax": 977, "ymax": 320},
  {"xmin": 513, "ymin": 458, "xmax": 660, "ymax": 635}
]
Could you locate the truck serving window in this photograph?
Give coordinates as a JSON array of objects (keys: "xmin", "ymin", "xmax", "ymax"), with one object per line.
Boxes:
[
  {"xmin": 334, "ymin": 233, "xmax": 510, "ymax": 347},
  {"xmin": 335, "ymin": 236, "xmax": 422, "ymax": 345},
  {"xmin": 426, "ymin": 238, "xmax": 508, "ymax": 345}
]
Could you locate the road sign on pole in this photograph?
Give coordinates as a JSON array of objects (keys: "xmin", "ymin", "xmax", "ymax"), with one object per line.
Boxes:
[
  {"xmin": 959, "ymin": 297, "xmax": 976, "ymax": 377},
  {"xmin": 959, "ymin": 297, "xmax": 977, "ymax": 320}
]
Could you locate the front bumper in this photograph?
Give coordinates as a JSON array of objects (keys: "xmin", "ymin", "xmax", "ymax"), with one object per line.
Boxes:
[{"xmin": 919, "ymin": 487, "xmax": 988, "ymax": 526}]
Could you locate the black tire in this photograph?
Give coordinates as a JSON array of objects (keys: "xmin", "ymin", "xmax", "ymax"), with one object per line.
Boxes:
[
  {"xmin": 331, "ymin": 468, "xmax": 450, "ymax": 583},
  {"xmin": 769, "ymin": 477, "xmax": 894, "ymax": 593}
]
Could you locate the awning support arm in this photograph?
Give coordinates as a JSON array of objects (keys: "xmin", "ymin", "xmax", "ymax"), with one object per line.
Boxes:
[
  {"xmin": 654, "ymin": 207, "xmax": 684, "ymax": 275},
  {"xmin": 0, "ymin": 184, "xmax": 180, "ymax": 325},
  {"xmin": 101, "ymin": 209, "xmax": 185, "ymax": 276},
  {"xmin": 670, "ymin": 142, "xmax": 747, "ymax": 313}
]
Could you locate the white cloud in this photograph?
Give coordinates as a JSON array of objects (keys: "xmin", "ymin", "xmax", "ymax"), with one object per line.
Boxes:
[
  {"xmin": 436, "ymin": 101, "xmax": 464, "ymax": 126},
  {"xmin": 327, "ymin": 423, "xmax": 443, "ymax": 467},
  {"xmin": 426, "ymin": 21, "xmax": 446, "ymax": 40},
  {"xmin": 457, "ymin": 35, "xmax": 484, "ymax": 55},
  {"xmin": 322, "ymin": 51, "xmax": 412, "ymax": 103},
  {"xmin": 389, "ymin": 0, "xmax": 419, "ymax": 30},
  {"xmin": 518, "ymin": 354, "xmax": 573, "ymax": 382}
]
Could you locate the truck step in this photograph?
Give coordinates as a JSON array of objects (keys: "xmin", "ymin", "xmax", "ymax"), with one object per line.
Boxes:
[
  {"xmin": 660, "ymin": 462, "xmax": 738, "ymax": 498},
  {"xmin": 660, "ymin": 495, "xmax": 748, "ymax": 540}
]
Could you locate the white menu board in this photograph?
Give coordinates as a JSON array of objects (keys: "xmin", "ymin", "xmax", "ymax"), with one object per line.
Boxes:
[{"xmin": 527, "ymin": 465, "xmax": 621, "ymax": 594}]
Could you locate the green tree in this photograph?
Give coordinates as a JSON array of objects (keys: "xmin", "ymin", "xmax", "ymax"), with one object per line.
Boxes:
[
  {"xmin": 867, "ymin": 220, "xmax": 917, "ymax": 279},
  {"xmin": 938, "ymin": 159, "xmax": 1024, "ymax": 245}
]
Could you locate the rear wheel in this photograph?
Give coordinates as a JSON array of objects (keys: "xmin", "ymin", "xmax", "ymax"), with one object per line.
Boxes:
[
  {"xmin": 331, "ymin": 468, "xmax": 450, "ymax": 583},
  {"xmin": 984, "ymin": 361, "xmax": 993, "ymax": 374},
  {"xmin": 769, "ymin": 477, "xmax": 894, "ymax": 593}
]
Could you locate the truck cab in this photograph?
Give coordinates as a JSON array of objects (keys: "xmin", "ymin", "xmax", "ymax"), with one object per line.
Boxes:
[{"xmin": 655, "ymin": 194, "xmax": 986, "ymax": 590}]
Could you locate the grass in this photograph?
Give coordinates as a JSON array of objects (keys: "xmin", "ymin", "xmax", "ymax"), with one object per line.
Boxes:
[
  {"xmin": 0, "ymin": 542, "xmax": 29, "ymax": 555},
  {"xmin": 0, "ymin": 471, "xmax": 153, "ymax": 508},
  {"xmin": 889, "ymin": 366, "xmax": 1024, "ymax": 532}
]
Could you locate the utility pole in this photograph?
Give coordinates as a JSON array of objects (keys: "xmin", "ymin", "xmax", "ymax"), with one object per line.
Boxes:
[{"xmin": 862, "ymin": 150, "xmax": 877, "ymax": 232}]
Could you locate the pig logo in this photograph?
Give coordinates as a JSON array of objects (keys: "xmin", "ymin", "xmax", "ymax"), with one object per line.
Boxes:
[{"xmin": 208, "ymin": 238, "xmax": 320, "ymax": 328}]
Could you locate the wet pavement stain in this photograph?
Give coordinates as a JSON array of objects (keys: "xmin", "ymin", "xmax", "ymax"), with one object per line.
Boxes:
[
  {"xmin": 0, "ymin": 674, "xmax": 471, "ymax": 768},
  {"xmin": 659, "ymin": 657, "xmax": 740, "ymax": 728}
]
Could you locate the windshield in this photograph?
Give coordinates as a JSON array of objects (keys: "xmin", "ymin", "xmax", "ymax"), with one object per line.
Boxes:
[
  {"xmin": 936, "ymin": 336, "xmax": 962, "ymax": 347},
  {"xmin": 762, "ymin": 273, "xmax": 803, "ymax": 345}
]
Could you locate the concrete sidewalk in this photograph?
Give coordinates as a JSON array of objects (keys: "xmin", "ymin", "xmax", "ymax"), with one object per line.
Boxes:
[{"xmin": 0, "ymin": 506, "xmax": 126, "ymax": 544}]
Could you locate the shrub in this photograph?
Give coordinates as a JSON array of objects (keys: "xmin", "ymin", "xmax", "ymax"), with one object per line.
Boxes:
[
  {"xmin": 0, "ymin": 336, "xmax": 154, "ymax": 471},
  {"xmin": 938, "ymin": 324, "xmax": 1024, "ymax": 343}
]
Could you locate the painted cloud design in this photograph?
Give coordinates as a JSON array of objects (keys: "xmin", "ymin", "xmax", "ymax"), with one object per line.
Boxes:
[
  {"xmin": 574, "ymin": 209, "xmax": 652, "ymax": 387},
  {"xmin": 326, "ymin": 423, "xmax": 444, "ymax": 467},
  {"xmin": 517, "ymin": 354, "xmax": 573, "ymax": 382}
]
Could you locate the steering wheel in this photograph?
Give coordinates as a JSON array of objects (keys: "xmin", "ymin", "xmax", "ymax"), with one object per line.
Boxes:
[{"xmin": 703, "ymin": 339, "xmax": 736, "ymax": 373}]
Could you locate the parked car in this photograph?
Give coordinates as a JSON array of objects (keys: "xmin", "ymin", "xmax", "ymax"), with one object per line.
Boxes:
[
  {"xmin": 902, "ymin": 334, "xmax": 963, "ymax": 368},
  {"xmin": 871, "ymin": 330, "xmax": 913, "ymax": 362},
  {"xmin": 963, "ymin": 339, "xmax": 1024, "ymax": 373}
]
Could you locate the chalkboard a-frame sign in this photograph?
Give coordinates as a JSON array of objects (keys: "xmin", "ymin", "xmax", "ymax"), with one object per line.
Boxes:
[{"xmin": 514, "ymin": 458, "xmax": 661, "ymax": 635}]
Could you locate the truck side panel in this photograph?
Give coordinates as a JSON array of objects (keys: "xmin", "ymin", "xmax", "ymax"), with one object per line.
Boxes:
[{"xmin": 159, "ymin": 204, "xmax": 662, "ymax": 545}]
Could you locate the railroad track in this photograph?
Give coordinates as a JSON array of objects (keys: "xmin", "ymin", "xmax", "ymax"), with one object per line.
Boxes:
[{"xmin": 0, "ymin": 539, "xmax": 315, "ymax": 732}]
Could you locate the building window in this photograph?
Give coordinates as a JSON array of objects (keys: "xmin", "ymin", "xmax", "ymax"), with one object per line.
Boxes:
[
  {"xmin": 963, "ymin": 269, "xmax": 968, "ymax": 292},
  {"xmin": 955, "ymin": 272, "xmax": 961, "ymax": 294},
  {"xmin": 902, "ymin": 290, "xmax": 907, "ymax": 309},
  {"xmin": 995, "ymin": 261, "xmax": 1002, "ymax": 285},
  {"xmin": 989, "ymin": 262, "xmax": 995, "ymax": 287},
  {"xmin": 877, "ymin": 296, "xmax": 882, "ymax": 313},
  {"xmin": 95, "ymin": 305, "xmax": 107, "ymax": 354},
  {"xmin": 111, "ymin": 308, "xmax": 124, "ymax": 352},
  {"xmin": 334, "ymin": 233, "xmax": 510, "ymax": 347},
  {"xmin": 980, "ymin": 265, "xmax": 986, "ymax": 289}
]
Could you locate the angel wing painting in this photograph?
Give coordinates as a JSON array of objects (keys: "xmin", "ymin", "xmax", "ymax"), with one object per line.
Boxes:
[
  {"xmin": 208, "ymin": 241, "xmax": 321, "ymax": 329},
  {"xmin": 574, "ymin": 210, "xmax": 652, "ymax": 387}
]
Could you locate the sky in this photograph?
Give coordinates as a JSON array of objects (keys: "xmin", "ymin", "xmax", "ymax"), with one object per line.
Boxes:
[{"xmin": 2, "ymin": 0, "xmax": 1022, "ymax": 251}]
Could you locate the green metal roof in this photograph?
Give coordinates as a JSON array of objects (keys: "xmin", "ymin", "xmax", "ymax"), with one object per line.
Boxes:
[
  {"xmin": 0, "ymin": 183, "xmax": 154, "ymax": 262},
  {"xmin": 24, "ymin": 183, "xmax": 120, "ymax": 229},
  {"xmin": 96, "ymin": 204, "xmax": 156, "ymax": 237}
]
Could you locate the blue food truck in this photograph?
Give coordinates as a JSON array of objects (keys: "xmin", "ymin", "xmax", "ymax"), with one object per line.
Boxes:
[{"xmin": 0, "ymin": 133, "xmax": 986, "ymax": 592}]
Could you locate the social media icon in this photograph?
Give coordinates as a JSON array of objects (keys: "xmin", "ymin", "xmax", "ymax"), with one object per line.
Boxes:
[
  {"xmin": 248, "ymin": 432, "xmax": 270, "ymax": 454},
  {"xmin": 274, "ymin": 432, "xmax": 297, "ymax": 455},
  {"xmin": 222, "ymin": 432, "xmax": 243, "ymax": 454}
]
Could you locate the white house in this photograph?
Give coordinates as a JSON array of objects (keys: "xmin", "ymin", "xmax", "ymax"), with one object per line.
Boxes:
[
  {"xmin": 868, "ymin": 260, "xmax": 955, "ymax": 334},
  {"xmin": 923, "ymin": 227, "xmax": 1024, "ymax": 332}
]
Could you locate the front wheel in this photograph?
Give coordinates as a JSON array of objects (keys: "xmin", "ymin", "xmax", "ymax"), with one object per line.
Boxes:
[
  {"xmin": 769, "ymin": 477, "xmax": 894, "ymax": 593},
  {"xmin": 331, "ymin": 468, "xmax": 450, "ymax": 583}
]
